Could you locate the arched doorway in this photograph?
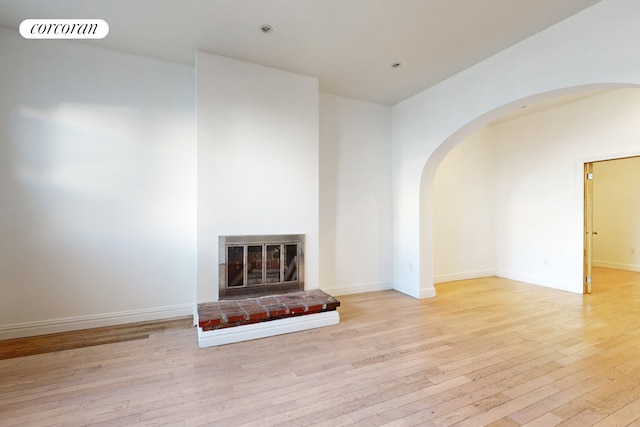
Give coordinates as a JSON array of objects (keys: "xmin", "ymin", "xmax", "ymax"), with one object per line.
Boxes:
[{"xmin": 420, "ymin": 85, "xmax": 640, "ymax": 298}]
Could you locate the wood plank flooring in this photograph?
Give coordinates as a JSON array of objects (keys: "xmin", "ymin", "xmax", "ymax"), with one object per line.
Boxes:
[
  {"xmin": 2, "ymin": 267, "xmax": 640, "ymax": 426},
  {"xmin": 0, "ymin": 317, "xmax": 193, "ymax": 360}
]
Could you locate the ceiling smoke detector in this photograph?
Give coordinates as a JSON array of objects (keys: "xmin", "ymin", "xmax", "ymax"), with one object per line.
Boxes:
[{"xmin": 260, "ymin": 25, "xmax": 274, "ymax": 34}]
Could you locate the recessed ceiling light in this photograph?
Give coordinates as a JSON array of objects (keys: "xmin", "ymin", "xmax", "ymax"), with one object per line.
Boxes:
[
  {"xmin": 260, "ymin": 25, "xmax": 274, "ymax": 34},
  {"xmin": 391, "ymin": 62, "xmax": 402, "ymax": 68}
]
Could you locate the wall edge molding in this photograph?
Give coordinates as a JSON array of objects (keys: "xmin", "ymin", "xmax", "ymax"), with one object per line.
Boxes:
[
  {"xmin": 593, "ymin": 261, "xmax": 640, "ymax": 273},
  {"xmin": 494, "ymin": 271, "xmax": 579, "ymax": 294},
  {"xmin": 392, "ymin": 281, "xmax": 420, "ymax": 299},
  {"xmin": 419, "ymin": 287, "xmax": 437, "ymax": 299},
  {"xmin": 0, "ymin": 304, "xmax": 195, "ymax": 340},
  {"xmin": 322, "ymin": 282, "xmax": 393, "ymax": 296},
  {"xmin": 434, "ymin": 270, "xmax": 495, "ymax": 283}
]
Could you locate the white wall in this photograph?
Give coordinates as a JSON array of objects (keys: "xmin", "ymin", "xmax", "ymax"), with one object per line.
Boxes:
[
  {"xmin": 0, "ymin": 27, "xmax": 197, "ymax": 338},
  {"xmin": 593, "ymin": 156, "xmax": 640, "ymax": 271},
  {"xmin": 196, "ymin": 52, "xmax": 319, "ymax": 302},
  {"xmin": 319, "ymin": 93, "xmax": 393, "ymax": 295},
  {"xmin": 392, "ymin": 0, "xmax": 640, "ymax": 298},
  {"xmin": 433, "ymin": 127, "xmax": 494, "ymax": 282}
]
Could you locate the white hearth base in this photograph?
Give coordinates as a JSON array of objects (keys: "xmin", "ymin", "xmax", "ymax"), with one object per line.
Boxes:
[{"xmin": 197, "ymin": 310, "xmax": 340, "ymax": 347}]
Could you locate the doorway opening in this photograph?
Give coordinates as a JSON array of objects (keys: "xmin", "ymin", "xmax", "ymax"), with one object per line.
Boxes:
[{"xmin": 584, "ymin": 156, "xmax": 640, "ymax": 294}]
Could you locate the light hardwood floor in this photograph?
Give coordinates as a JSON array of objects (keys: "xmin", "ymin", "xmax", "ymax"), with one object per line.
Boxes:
[
  {"xmin": 0, "ymin": 318, "xmax": 193, "ymax": 360},
  {"xmin": 2, "ymin": 267, "xmax": 640, "ymax": 426}
]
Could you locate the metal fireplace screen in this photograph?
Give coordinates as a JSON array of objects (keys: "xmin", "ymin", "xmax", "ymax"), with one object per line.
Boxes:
[{"xmin": 219, "ymin": 234, "xmax": 304, "ymax": 299}]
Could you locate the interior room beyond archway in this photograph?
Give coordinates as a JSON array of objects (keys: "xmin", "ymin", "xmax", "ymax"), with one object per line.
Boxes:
[{"xmin": 432, "ymin": 88, "xmax": 640, "ymax": 295}]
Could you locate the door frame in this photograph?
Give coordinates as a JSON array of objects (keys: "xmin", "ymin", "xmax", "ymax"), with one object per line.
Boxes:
[
  {"xmin": 583, "ymin": 162, "xmax": 593, "ymax": 294},
  {"xmin": 583, "ymin": 154, "xmax": 640, "ymax": 294}
]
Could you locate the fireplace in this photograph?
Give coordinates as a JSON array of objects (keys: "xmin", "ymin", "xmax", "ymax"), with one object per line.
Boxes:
[{"xmin": 219, "ymin": 234, "xmax": 304, "ymax": 299}]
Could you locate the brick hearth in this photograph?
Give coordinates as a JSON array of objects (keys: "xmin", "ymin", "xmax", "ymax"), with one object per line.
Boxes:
[{"xmin": 197, "ymin": 289, "xmax": 340, "ymax": 332}]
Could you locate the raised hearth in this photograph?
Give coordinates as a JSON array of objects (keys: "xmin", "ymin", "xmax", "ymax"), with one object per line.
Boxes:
[{"xmin": 197, "ymin": 289, "xmax": 340, "ymax": 347}]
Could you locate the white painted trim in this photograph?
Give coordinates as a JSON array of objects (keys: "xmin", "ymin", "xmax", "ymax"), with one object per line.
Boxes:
[
  {"xmin": 494, "ymin": 271, "xmax": 579, "ymax": 294},
  {"xmin": 0, "ymin": 304, "xmax": 195, "ymax": 340},
  {"xmin": 393, "ymin": 281, "xmax": 420, "ymax": 299},
  {"xmin": 593, "ymin": 261, "xmax": 640, "ymax": 273},
  {"xmin": 419, "ymin": 287, "xmax": 437, "ymax": 299},
  {"xmin": 434, "ymin": 270, "xmax": 495, "ymax": 283},
  {"xmin": 392, "ymin": 281, "xmax": 436, "ymax": 299},
  {"xmin": 193, "ymin": 305, "xmax": 200, "ymax": 327},
  {"xmin": 323, "ymin": 282, "xmax": 392, "ymax": 296},
  {"xmin": 197, "ymin": 310, "xmax": 340, "ymax": 347}
]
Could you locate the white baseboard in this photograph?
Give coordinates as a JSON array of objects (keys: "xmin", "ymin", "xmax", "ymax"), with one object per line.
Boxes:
[
  {"xmin": 493, "ymin": 271, "xmax": 578, "ymax": 294},
  {"xmin": 323, "ymin": 282, "xmax": 392, "ymax": 297},
  {"xmin": 419, "ymin": 287, "xmax": 437, "ymax": 299},
  {"xmin": 593, "ymin": 261, "xmax": 640, "ymax": 273},
  {"xmin": 434, "ymin": 270, "xmax": 495, "ymax": 283},
  {"xmin": 0, "ymin": 304, "xmax": 195, "ymax": 340},
  {"xmin": 392, "ymin": 281, "xmax": 419, "ymax": 299},
  {"xmin": 392, "ymin": 281, "xmax": 436, "ymax": 299},
  {"xmin": 197, "ymin": 310, "xmax": 340, "ymax": 347}
]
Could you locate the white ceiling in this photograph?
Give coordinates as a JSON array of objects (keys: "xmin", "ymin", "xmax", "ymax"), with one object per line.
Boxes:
[{"xmin": 0, "ymin": 0, "xmax": 601, "ymax": 105}]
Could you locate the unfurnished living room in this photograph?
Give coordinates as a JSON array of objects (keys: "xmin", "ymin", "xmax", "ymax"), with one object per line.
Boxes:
[{"xmin": 2, "ymin": 0, "xmax": 640, "ymax": 426}]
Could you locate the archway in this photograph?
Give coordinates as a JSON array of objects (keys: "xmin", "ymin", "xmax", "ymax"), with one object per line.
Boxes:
[{"xmin": 419, "ymin": 84, "xmax": 640, "ymax": 298}]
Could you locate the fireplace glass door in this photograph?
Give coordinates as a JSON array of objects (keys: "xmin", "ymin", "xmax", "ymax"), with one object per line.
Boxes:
[
  {"xmin": 284, "ymin": 244, "xmax": 298, "ymax": 282},
  {"xmin": 220, "ymin": 235, "xmax": 304, "ymax": 299},
  {"xmin": 227, "ymin": 246, "xmax": 244, "ymax": 287}
]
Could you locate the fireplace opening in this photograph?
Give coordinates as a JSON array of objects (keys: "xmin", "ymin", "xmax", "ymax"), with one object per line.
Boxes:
[{"xmin": 219, "ymin": 234, "xmax": 304, "ymax": 299}]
